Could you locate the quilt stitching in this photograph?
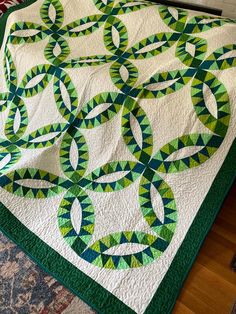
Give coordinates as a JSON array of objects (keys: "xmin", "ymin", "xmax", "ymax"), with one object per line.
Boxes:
[{"xmin": 0, "ymin": 0, "xmax": 236, "ymax": 271}]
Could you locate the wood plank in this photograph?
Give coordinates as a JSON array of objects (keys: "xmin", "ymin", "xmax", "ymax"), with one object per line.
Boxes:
[
  {"xmin": 173, "ymin": 183, "xmax": 236, "ymax": 314},
  {"xmin": 174, "ymin": 301, "xmax": 194, "ymax": 314},
  {"xmin": 212, "ymin": 219, "xmax": 236, "ymax": 245}
]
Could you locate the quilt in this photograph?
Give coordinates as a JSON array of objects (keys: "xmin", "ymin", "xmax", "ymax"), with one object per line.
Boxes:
[{"xmin": 0, "ymin": 1, "xmax": 236, "ymax": 313}]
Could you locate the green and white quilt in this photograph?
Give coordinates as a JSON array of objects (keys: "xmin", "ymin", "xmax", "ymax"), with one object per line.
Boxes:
[{"xmin": 0, "ymin": 0, "xmax": 236, "ymax": 313}]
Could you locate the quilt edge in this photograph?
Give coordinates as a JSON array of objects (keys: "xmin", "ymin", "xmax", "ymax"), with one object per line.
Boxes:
[
  {"xmin": 0, "ymin": 138, "xmax": 235, "ymax": 314},
  {"xmin": 0, "ymin": 204, "xmax": 135, "ymax": 314},
  {"xmin": 0, "ymin": 1, "xmax": 236, "ymax": 313},
  {"xmin": 0, "ymin": 0, "xmax": 38, "ymax": 48},
  {"xmin": 145, "ymin": 137, "xmax": 236, "ymax": 314}
]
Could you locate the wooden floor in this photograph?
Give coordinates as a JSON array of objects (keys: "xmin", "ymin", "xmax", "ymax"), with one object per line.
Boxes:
[{"xmin": 173, "ymin": 183, "xmax": 236, "ymax": 314}]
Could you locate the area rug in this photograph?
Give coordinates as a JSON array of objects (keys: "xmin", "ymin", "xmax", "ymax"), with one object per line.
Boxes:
[
  {"xmin": 0, "ymin": 231, "xmax": 92, "ymax": 314},
  {"xmin": 0, "ymin": 1, "xmax": 236, "ymax": 313}
]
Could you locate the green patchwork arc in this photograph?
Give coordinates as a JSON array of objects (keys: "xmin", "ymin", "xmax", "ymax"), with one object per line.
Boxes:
[
  {"xmin": 0, "ymin": 0, "xmax": 235, "ymax": 274},
  {"xmin": 1, "ymin": 0, "xmax": 236, "ymax": 313},
  {"xmin": 0, "ymin": 0, "xmax": 236, "ymax": 280}
]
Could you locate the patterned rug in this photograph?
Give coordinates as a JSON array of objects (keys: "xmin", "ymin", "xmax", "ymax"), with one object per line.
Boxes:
[
  {"xmin": 0, "ymin": 231, "xmax": 93, "ymax": 313},
  {"xmin": 0, "ymin": 1, "xmax": 236, "ymax": 313}
]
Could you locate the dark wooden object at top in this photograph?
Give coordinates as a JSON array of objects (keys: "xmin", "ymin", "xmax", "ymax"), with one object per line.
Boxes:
[{"xmin": 150, "ymin": 0, "xmax": 222, "ymax": 16}]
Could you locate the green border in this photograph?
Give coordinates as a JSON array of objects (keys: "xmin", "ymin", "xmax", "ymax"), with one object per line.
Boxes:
[
  {"xmin": 0, "ymin": 1, "xmax": 236, "ymax": 313},
  {"xmin": 0, "ymin": 139, "xmax": 235, "ymax": 314},
  {"xmin": 146, "ymin": 138, "xmax": 236, "ymax": 313},
  {"xmin": 0, "ymin": 204, "xmax": 135, "ymax": 314},
  {"xmin": 0, "ymin": 0, "xmax": 38, "ymax": 47},
  {"xmin": 0, "ymin": 1, "xmax": 134, "ymax": 313}
]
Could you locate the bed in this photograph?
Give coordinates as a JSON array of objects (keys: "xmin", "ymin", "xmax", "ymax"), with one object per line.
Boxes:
[{"xmin": 0, "ymin": 1, "xmax": 236, "ymax": 313}]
